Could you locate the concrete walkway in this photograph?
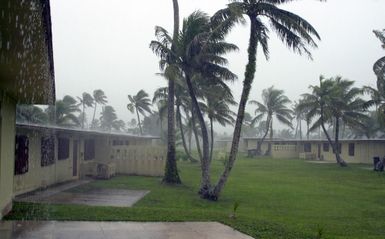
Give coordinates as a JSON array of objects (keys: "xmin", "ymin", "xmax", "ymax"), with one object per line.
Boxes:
[
  {"xmin": 15, "ymin": 181, "xmax": 149, "ymax": 207},
  {"xmin": 0, "ymin": 221, "xmax": 254, "ymax": 239}
]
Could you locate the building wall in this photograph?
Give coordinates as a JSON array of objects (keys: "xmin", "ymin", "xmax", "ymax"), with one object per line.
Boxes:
[
  {"xmin": 13, "ymin": 130, "xmax": 79, "ymax": 196},
  {"xmin": 0, "ymin": 94, "xmax": 16, "ymax": 218},
  {"xmin": 319, "ymin": 141, "xmax": 385, "ymax": 164}
]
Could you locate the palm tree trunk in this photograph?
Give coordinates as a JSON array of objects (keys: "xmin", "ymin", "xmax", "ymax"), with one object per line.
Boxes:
[
  {"xmin": 82, "ymin": 103, "xmax": 85, "ymax": 129},
  {"xmin": 92, "ymin": 103, "xmax": 97, "ymax": 128},
  {"xmin": 185, "ymin": 73, "xmax": 211, "ymax": 194},
  {"xmin": 136, "ymin": 108, "xmax": 143, "ymax": 135},
  {"xmin": 266, "ymin": 118, "xmax": 273, "ymax": 156},
  {"xmin": 163, "ymin": 0, "xmax": 181, "ymax": 184},
  {"xmin": 210, "ymin": 117, "xmax": 214, "ymax": 162},
  {"xmin": 334, "ymin": 117, "xmax": 347, "ymax": 166},
  {"xmin": 211, "ymin": 16, "xmax": 258, "ymax": 200},
  {"xmin": 320, "ymin": 106, "xmax": 347, "ymax": 167},
  {"xmin": 299, "ymin": 120, "xmax": 302, "ymax": 140},
  {"xmin": 177, "ymin": 104, "xmax": 198, "ymax": 163},
  {"xmin": 257, "ymin": 115, "xmax": 271, "ymax": 155},
  {"xmin": 191, "ymin": 105, "xmax": 203, "ymax": 160}
]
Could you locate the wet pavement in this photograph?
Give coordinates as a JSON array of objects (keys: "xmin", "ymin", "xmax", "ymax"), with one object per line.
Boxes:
[
  {"xmin": 15, "ymin": 181, "xmax": 149, "ymax": 207},
  {"xmin": 0, "ymin": 221, "xmax": 254, "ymax": 239}
]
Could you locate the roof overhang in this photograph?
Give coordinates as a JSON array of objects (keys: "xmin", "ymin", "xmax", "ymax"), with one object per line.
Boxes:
[{"xmin": 0, "ymin": 0, "xmax": 55, "ymax": 104}]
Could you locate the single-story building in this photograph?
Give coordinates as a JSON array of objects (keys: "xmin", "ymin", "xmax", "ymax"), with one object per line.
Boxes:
[
  {"xmin": 0, "ymin": 0, "xmax": 55, "ymax": 218},
  {"xmin": 217, "ymin": 137, "xmax": 385, "ymax": 164},
  {"xmin": 14, "ymin": 123, "xmax": 165, "ymax": 196}
]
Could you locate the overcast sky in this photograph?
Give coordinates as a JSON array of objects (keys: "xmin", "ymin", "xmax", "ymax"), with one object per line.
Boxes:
[{"xmin": 50, "ymin": 0, "xmax": 385, "ymax": 132}]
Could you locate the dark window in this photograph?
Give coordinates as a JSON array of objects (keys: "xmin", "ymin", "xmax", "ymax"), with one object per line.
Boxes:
[
  {"xmin": 15, "ymin": 135, "xmax": 29, "ymax": 175},
  {"xmin": 84, "ymin": 139, "xmax": 95, "ymax": 160},
  {"xmin": 348, "ymin": 143, "xmax": 355, "ymax": 156},
  {"xmin": 304, "ymin": 143, "xmax": 312, "ymax": 152},
  {"xmin": 41, "ymin": 136, "xmax": 55, "ymax": 167},
  {"xmin": 323, "ymin": 143, "xmax": 329, "ymax": 152},
  {"xmin": 58, "ymin": 138, "xmax": 70, "ymax": 160},
  {"xmin": 125, "ymin": 140, "xmax": 129, "ymax": 145},
  {"xmin": 112, "ymin": 140, "xmax": 118, "ymax": 146}
]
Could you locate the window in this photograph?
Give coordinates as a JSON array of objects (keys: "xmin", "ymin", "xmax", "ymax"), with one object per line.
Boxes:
[
  {"xmin": 41, "ymin": 136, "xmax": 55, "ymax": 167},
  {"xmin": 15, "ymin": 135, "xmax": 29, "ymax": 175},
  {"xmin": 304, "ymin": 143, "xmax": 312, "ymax": 152},
  {"xmin": 348, "ymin": 143, "xmax": 355, "ymax": 156},
  {"xmin": 323, "ymin": 143, "xmax": 329, "ymax": 152},
  {"xmin": 84, "ymin": 139, "xmax": 95, "ymax": 160},
  {"xmin": 58, "ymin": 138, "xmax": 70, "ymax": 160}
]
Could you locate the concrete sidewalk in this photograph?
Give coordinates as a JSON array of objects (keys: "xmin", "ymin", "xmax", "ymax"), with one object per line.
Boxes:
[{"xmin": 0, "ymin": 221, "xmax": 254, "ymax": 239}]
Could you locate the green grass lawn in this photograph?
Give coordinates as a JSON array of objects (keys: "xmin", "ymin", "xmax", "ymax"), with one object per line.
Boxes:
[{"xmin": 6, "ymin": 157, "xmax": 385, "ymax": 238}]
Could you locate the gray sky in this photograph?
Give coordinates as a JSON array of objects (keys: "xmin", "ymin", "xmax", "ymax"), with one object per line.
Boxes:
[{"xmin": 50, "ymin": 0, "xmax": 385, "ymax": 132}]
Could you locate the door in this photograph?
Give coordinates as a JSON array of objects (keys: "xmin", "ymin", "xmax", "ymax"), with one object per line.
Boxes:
[{"xmin": 73, "ymin": 140, "xmax": 78, "ymax": 177}]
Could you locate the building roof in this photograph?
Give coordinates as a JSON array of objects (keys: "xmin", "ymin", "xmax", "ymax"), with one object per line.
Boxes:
[
  {"xmin": 241, "ymin": 137, "xmax": 385, "ymax": 143},
  {"xmin": 16, "ymin": 123, "xmax": 160, "ymax": 140},
  {"xmin": 0, "ymin": 0, "xmax": 55, "ymax": 104}
]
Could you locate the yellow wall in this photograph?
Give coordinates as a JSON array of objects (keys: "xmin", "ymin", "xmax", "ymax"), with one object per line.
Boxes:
[
  {"xmin": 13, "ymin": 130, "xmax": 79, "ymax": 195},
  {"xmin": 0, "ymin": 94, "xmax": 16, "ymax": 218}
]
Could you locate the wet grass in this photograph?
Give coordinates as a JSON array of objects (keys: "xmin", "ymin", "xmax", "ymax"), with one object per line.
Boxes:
[{"xmin": 6, "ymin": 158, "xmax": 385, "ymax": 238}]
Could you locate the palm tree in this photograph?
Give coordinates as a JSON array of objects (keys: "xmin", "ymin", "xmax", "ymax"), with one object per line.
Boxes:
[
  {"xmin": 249, "ymin": 86, "xmax": 293, "ymax": 155},
  {"xmin": 16, "ymin": 105, "xmax": 48, "ymax": 124},
  {"xmin": 293, "ymin": 101, "xmax": 304, "ymax": 139},
  {"xmin": 92, "ymin": 89, "xmax": 108, "ymax": 128},
  {"xmin": 204, "ymin": 85, "xmax": 236, "ymax": 161},
  {"xmin": 300, "ymin": 76, "xmax": 367, "ymax": 167},
  {"xmin": 100, "ymin": 105, "xmax": 117, "ymax": 131},
  {"xmin": 365, "ymin": 30, "xmax": 385, "ymax": 116},
  {"xmin": 46, "ymin": 95, "xmax": 80, "ymax": 127},
  {"xmin": 127, "ymin": 89, "xmax": 152, "ymax": 135},
  {"xmin": 151, "ymin": 11, "xmax": 238, "ymax": 194},
  {"xmin": 78, "ymin": 92, "xmax": 94, "ymax": 128},
  {"xmin": 212, "ymin": 0, "xmax": 321, "ymax": 200},
  {"xmin": 373, "ymin": 29, "xmax": 385, "ymax": 82}
]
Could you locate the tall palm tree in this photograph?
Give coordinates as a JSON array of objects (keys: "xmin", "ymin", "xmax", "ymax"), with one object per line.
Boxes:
[
  {"xmin": 212, "ymin": 0, "xmax": 321, "ymax": 200},
  {"xmin": 78, "ymin": 92, "xmax": 94, "ymax": 128},
  {"xmin": 151, "ymin": 10, "xmax": 238, "ymax": 194},
  {"xmin": 365, "ymin": 30, "xmax": 385, "ymax": 116},
  {"xmin": 92, "ymin": 89, "xmax": 108, "ymax": 128},
  {"xmin": 46, "ymin": 95, "xmax": 80, "ymax": 127},
  {"xmin": 249, "ymin": 86, "xmax": 293, "ymax": 155},
  {"xmin": 127, "ymin": 89, "xmax": 152, "ymax": 135},
  {"xmin": 293, "ymin": 101, "xmax": 304, "ymax": 139}
]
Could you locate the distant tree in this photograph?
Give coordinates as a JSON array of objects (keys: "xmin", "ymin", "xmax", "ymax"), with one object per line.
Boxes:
[
  {"xmin": 16, "ymin": 105, "xmax": 48, "ymax": 124},
  {"xmin": 249, "ymin": 86, "xmax": 293, "ymax": 155},
  {"xmin": 100, "ymin": 105, "xmax": 117, "ymax": 131},
  {"xmin": 112, "ymin": 119, "xmax": 126, "ymax": 132},
  {"xmin": 78, "ymin": 92, "xmax": 94, "ymax": 128},
  {"xmin": 204, "ymin": 85, "xmax": 236, "ymax": 161},
  {"xmin": 127, "ymin": 118, "xmax": 139, "ymax": 134},
  {"xmin": 46, "ymin": 95, "xmax": 80, "ymax": 127},
  {"xmin": 92, "ymin": 89, "xmax": 108, "ymax": 129},
  {"xmin": 127, "ymin": 90, "xmax": 152, "ymax": 135}
]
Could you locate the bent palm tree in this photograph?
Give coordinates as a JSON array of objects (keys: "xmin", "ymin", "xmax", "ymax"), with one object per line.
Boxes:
[
  {"xmin": 249, "ymin": 86, "xmax": 293, "ymax": 155},
  {"xmin": 212, "ymin": 0, "xmax": 321, "ymax": 200},
  {"xmin": 46, "ymin": 95, "xmax": 80, "ymax": 127},
  {"xmin": 78, "ymin": 92, "xmax": 94, "ymax": 129},
  {"xmin": 92, "ymin": 89, "xmax": 108, "ymax": 128},
  {"xmin": 127, "ymin": 90, "xmax": 152, "ymax": 135}
]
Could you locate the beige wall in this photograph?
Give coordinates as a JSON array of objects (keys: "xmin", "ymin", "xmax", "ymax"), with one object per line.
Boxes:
[
  {"xmin": 0, "ymin": 94, "xmax": 16, "ymax": 218},
  {"xmin": 319, "ymin": 141, "xmax": 385, "ymax": 164},
  {"xmin": 79, "ymin": 136, "xmax": 165, "ymax": 178},
  {"xmin": 13, "ymin": 130, "xmax": 79, "ymax": 196}
]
